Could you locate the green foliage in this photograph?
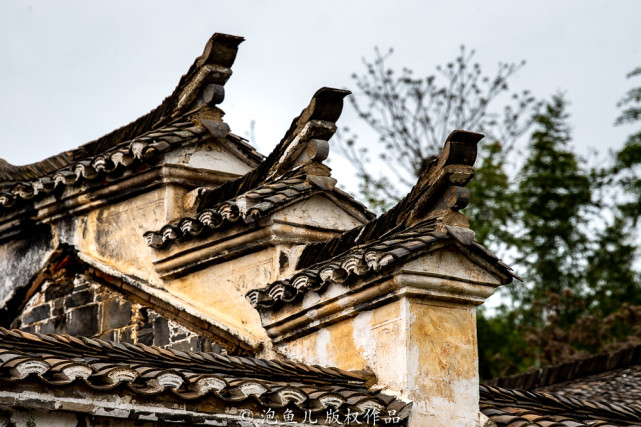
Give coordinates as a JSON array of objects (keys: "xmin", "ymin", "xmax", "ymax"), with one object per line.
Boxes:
[
  {"xmin": 356, "ymin": 172, "xmax": 396, "ymax": 213},
  {"xmin": 477, "ymin": 306, "xmax": 533, "ymax": 379},
  {"xmin": 466, "ymin": 141, "xmax": 514, "ymax": 248},
  {"xmin": 614, "ymin": 68, "xmax": 641, "ymax": 225},
  {"xmin": 514, "ymin": 95, "xmax": 592, "ymax": 302},
  {"xmin": 586, "ymin": 217, "xmax": 641, "ymax": 315},
  {"xmin": 479, "ymin": 88, "xmax": 641, "ymax": 378},
  {"xmin": 26, "ymin": 411, "xmax": 36, "ymax": 427},
  {"xmin": 344, "ymin": 51, "xmax": 641, "ymax": 378},
  {"xmin": 615, "ymin": 67, "xmax": 641, "ymax": 127}
]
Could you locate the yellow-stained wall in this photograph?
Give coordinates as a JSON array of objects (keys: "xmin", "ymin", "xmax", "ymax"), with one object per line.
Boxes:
[
  {"xmin": 166, "ymin": 248, "xmax": 278, "ymax": 342},
  {"xmin": 278, "ymin": 296, "xmax": 480, "ymax": 426},
  {"xmin": 267, "ymin": 249, "xmax": 503, "ymax": 427},
  {"xmin": 77, "ymin": 188, "xmax": 167, "ymax": 286}
]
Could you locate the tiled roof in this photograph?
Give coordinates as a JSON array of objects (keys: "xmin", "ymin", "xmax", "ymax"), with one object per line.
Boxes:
[
  {"xmin": 538, "ymin": 364, "xmax": 641, "ymax": 406},
  {"xmin": 144, "ymin": 167, "xmax": 373, "ymax": 249},
  {"xmin": 483, "ymin": 345, "xmax": 641, "ymax": 414},
  {"xmin": 486, "ymin": 345, "xmax": 641, "ymax": 402},
  {"xmin": 0, "ymin": 33, "xmax": 262, "ymax": 211},
  {"xmin": 0, "ymin": 120, "xmax": 207, "ymax": 209},
  {"xmin": 246, "ymin": 218, "xmax": 516, "ymax": 309},
  {"xmin": 188, "ymin": 87, "xmax": 351, "ymax": 213},
  {"xmin": 144, "ymin": 86, "xmax": 373, "ymax": 249},
  {"xmin": 295, "ymin": 129, "xmax": 486, "ymax": 270},
  {"xmin": 247, "ymin": 130, "xmax": 518, "ymax": 310},
  {"xmin": 0, "ymin": 328, "xmax": 410, "ymax": 424},
  {"xmin": 480, "ymin": 384, "xmax": 641, "ymax": 427}
]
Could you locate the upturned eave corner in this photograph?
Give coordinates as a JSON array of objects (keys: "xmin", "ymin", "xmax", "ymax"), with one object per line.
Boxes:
[
  {"xmin": 0, "ymin": 32, "xmax": 252, "ymax": 224},
  {"xmin": 245, "ymin": 128, "xmax": 518, "ymax": 318},
  {"xmin": 401, "ymin": 128, "xmax": 483, "ymax": 230},
  {"xmin": 143, "ymin": 86, "xmax": 370, "ymax": 259}
]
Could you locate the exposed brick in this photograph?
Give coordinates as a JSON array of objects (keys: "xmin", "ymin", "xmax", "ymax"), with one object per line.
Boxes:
[
  {"xmin": 39, "ymin": 319, "xmax": 57, "ymax": 335},
  {"xmin": 52, "ymin": 312, "xmax": 68, "ymax": 333},
  {"xmin": 20, "ymin": 324, "xmax": 36, "ymax": 333},
  {"xmin": 168, "ymin": 337, "xmax": 197, "ymax": 352},
  {"xmin": 138, "ymin": 332, "xmax": 153, "ymax": 346},
  {"xmin": 22, "ymin": 304, "xmax": 51, "ymax": 325},
  {"xmin": 198, "ymin": 336, "xmax": 215, "ymax": 353},
  {"xmin": 137, "ymin": 308, "xmax": 152, "ymax": 330},
  {"xmin": 173, "ymin": 332, "xmax": 188, "ymax": 341},
  {"xmin": 154, "ymin": 317, "xmax": 170, "ymax": 346},
  {"xmin": 121, "ymin": 326, "xmax": 135, "ymax": 344},
  {"xmin": 65, "ymin": 290, "xmax": 94, "ymax": 309},
  {"xmin": 51, "ymin": 303, "xmax": 65, "ymax": 319},
  {"xmin": 102, "ymin": 298, "xmax": 133, "ymax": 330},
  {"xmin": 67, "ymin": 304, "xmax": 100, "ymax": 336},
  {"xmin": 99, "ymin": 330, "xmax": 116, "ymax": 341},
  {"xmin": 44, "ymin": 280, "xmax": 74, "ymax": 302},
  {"xmin": 211, "ymin": 342, "xmax": 223, "ymax": 354},
  {"xmin": 73, "ymin": 278, "xmax": 91, "ymax": 292}
]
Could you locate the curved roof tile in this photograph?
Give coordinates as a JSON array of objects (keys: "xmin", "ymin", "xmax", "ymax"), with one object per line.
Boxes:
[
  {"xmin": 0, "ymin": 33, "xmax": 262, "ymax": 211},
  {"xmin": 0, "ymin": 328, "xmax": 411, "ymax": 424}
]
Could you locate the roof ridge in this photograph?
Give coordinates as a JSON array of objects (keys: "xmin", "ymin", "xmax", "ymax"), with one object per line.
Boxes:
[
  {"xmin": 0, "ymin": 117, "xmax": 208, "ymax": 208},
  {"xmin": 480, "ymin": 383, "xmax": 641, "ymax": 424},
  {"xmin": 192, "ymin": 87, "xmax": 350, "ymax": 211},
  {"xmin": 144, "ymin": 87, "xmax": 361, "ymax": 250},
  {"xmin": 145, "ymin": 167, "xmax": 375, "ymax": 249},
  {"xmin": 296, "ymin": 129, "xmax": 483, "ymax": 270},
  {"xmin": 0, "ymin": 328, "xmax": 412, "ymax": 422},
  {"xmin": 0, "ymin": 32, "xmax": 243, "ymax": 185},
  {"xmin": 245, "ymin": 130, "xmax": 521, "ymax": 311},
  {"xmin": 0, "ymin": 327, "xmax": 366, "ymax": 387},
  {"xmin": 484, "ymin": 343, "xmax": 641, "ymax": 390},
  {"xmin": 246, "ymin": 218, "xmax": 448, "ymax": 310}
]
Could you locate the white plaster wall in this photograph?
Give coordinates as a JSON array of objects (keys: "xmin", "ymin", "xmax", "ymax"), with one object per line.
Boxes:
[
  {"xmin": 164, "ymin": 140, "xmax": 254, "ymax": 175},
  {"xmin": 273, "ymin": 195, "xmax": 365, "ymax": 231}
]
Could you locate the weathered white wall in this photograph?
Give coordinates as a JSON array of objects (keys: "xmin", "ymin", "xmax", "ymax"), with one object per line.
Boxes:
[
  {"xmin": 164, "ymin": 140, "xmax": 254, "ymax": 176},
  {"xmin": 269, "ymin": 248, "xmax": 503, "ymax": 427},
  {"xmin": 0, "ymin": 228, "xmax": 55, "ymax": 307},
  {"xmin": 273, "ymin": 194, "xmax": 366, "ymax": 231}
]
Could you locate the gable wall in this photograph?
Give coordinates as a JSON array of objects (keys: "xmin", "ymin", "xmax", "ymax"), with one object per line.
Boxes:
[{"xmin": 13, "ymin": 272, "xmax": 218, "ymax": 353}]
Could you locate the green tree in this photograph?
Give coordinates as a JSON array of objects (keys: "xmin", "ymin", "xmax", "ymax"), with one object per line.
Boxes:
[
  {"xmin": 466, "ymin": 140, "xmax": 514, "ymax": 248},
  {"xmin": 341, "ymin": 53, "xmax": 641, "ymax": 378},
  {"xmin": 585, "ymin": 217, "xmax": 641, "ymax": 315},
  {"xmin": 614, "ymin": 67, "xmax": 641, "ymax": 225},
  {"xmin": 478, "ymin": 95, "xmax": 594, "ymax": 377},
  {"xmin": 479, "ymin": 93, "xmax": 641, "ymax": 377},
  {"xmin": 513, "ymin": 95, "xmax": 592, "ymax": 308}
]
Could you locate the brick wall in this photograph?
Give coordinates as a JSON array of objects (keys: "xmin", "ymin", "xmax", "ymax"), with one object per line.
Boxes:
[{"xmin": 12, "ymin": 273, "xmax": 219, "ymax": 353}]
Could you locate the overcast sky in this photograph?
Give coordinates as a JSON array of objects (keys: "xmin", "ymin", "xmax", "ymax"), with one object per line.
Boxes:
[{"xmin": 1, "ymin": 1, "xmax": 640, "ymax": 194}]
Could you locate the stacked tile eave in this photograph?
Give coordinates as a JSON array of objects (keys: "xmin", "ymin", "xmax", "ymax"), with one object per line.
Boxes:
[
  {"xmin": 480, "ymin": 384, "xmax": 641, "ymax": 426},
  {"xmin": 0, "ymin": 32, "xmax": 263, "ymax": 212},
  {"xmin": 144, "ymin": 166, "xmax": 375, "ymax": 249},
  {"xmin": 485, "ymin": 344, "xmax": 641, "ymax": 405},
  {"xmin": 144, "ymin": 86, "xmax": 376, "ymax": 250},
  {"xmin": 246, "ymin": 129, "xmax": 520, "ymax": 311},
  {"xmin": 0, "ymin": 328, "xmax": 411, "ymax": 424}
]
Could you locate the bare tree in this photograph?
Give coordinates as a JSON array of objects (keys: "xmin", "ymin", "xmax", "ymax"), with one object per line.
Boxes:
[{"xmin": 337, "ymin": 46, "xmax": 540, "ymax": 211}]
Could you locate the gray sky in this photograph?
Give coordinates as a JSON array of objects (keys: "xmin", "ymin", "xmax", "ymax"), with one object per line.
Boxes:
[{"xmin": 1, "ymin": 1, "xmax": 640, "ymax": 193}]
